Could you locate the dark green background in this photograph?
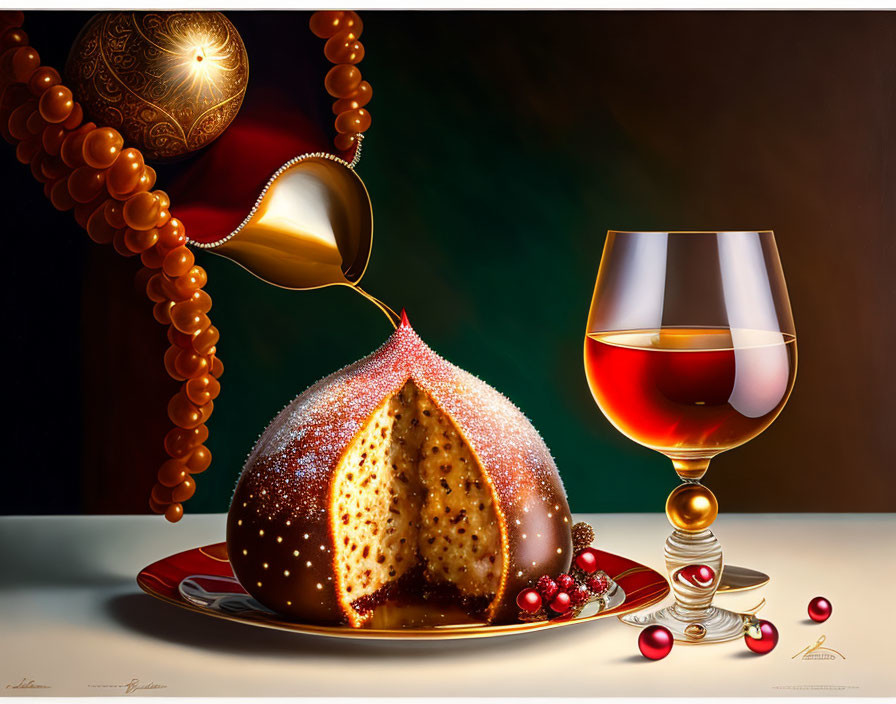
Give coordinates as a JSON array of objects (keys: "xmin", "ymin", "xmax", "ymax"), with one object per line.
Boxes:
[
  {"xmin": 5, "ymin": 11, "xmax": 894, "ymax": 515},
  {"xmin": 188, "ymin": 11, "xmax": 688, "ymax": 514},
  {"xmin": 189, "ymin": 11, "xmax": 895, "ymax": 514}
]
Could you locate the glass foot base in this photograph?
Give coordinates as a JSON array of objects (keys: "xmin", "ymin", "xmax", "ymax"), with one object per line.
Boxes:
[{"xmin": 620, "ymin": 605, "xmax": 745, "ymax": 643}]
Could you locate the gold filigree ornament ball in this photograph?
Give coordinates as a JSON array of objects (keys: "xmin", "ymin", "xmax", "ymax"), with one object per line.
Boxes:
[
  {"xmin": 665, "ymin": 483, "xmax": 719, "ymax": 532},
  {"xmin": 65, "ymin": 11, "xmax": 249, "ymax": 161}
]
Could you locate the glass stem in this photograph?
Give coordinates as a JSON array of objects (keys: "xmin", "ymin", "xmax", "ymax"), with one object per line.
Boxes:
[
  {"xmin": 665, "ymin": 529, "xmax": 723, "ymax": 618},
  {"xmin": 671, "ymin": 457, "xmax": 711, "ymax": 480}
]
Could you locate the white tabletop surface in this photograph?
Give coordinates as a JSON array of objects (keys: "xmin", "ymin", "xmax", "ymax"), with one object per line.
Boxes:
[{"xmin": 0, "ymin": 513, "xmax": 893, "ymax": 698}]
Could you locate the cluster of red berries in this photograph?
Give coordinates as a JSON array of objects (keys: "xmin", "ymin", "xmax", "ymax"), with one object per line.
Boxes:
[{"xmin": 515, "ymin": 522, "xmax": 612, "ymax": 621}]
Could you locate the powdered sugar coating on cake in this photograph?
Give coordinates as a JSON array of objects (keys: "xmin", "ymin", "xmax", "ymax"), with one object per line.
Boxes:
[
  {"xmin": 239, "ymin": 318, "xmax": 568, "ymax": 524},
  {"xmin": 228, "ymin": 316, "xmax": 573, "ymax": 624}
]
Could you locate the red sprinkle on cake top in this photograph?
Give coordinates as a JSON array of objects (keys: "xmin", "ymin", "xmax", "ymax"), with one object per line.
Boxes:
[{"xmin": 239, "ymin": 316, "xmax": 566, "ymax": 524}]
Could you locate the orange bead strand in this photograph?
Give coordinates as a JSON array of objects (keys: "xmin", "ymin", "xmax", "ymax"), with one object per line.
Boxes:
[
  {"xmin": 311, "ymin": 10, "xmax": 371, "ymax": 158},
  {"xmin": 0, "ymin": 12, "xmax": 221, "ymax": 522}
]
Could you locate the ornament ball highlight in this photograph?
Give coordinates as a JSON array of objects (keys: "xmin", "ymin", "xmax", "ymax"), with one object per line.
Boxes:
[
  {"xmin": 808, "ymin": 596, "xmax": 832, "ymax": 622},
  {"xmin": 744, "ymin": 619, "xmax": 779, "ymax": 654},
  {"xmin": 66, "ymin": 11, "xmax": 249, "ymax": 161},
  {"xmin": 638, "ymin": 625, "xmax": 674, "ymax": 660}
]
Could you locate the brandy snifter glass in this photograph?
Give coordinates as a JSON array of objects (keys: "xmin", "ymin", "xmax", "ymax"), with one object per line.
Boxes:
[{"xmin": 584, "ymin": 231, "xmax": 796, "ymax": 643}]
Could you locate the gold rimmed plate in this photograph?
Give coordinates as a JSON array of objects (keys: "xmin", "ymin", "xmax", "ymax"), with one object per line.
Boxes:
[{"xmin": 137, "ymin": 543, "xmax": 669, "ymax": 640}]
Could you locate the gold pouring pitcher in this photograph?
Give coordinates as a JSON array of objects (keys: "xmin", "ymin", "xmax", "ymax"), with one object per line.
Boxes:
[{"xmin": 188, "ymin": 146, "xmax": 399, "ymax": 326}]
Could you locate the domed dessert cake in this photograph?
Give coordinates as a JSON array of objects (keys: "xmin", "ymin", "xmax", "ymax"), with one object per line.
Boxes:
[{"xmin": 227, "ymin": 314, "xmax": 572, "ymax": 626}]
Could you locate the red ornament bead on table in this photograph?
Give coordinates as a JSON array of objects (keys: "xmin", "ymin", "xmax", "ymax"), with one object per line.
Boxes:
[
  {"xmin": 639, "ymin": 625, "xmax": 674, "ymax": 660},
  {"xmin": 744, "ymin": 619, "xmax": 779, "ymax": 654},
  {"xmin": 808, "ymin": 596, "xmax": 832, "ymax": 623}
]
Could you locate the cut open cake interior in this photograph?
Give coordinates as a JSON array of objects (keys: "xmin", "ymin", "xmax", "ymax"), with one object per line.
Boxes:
[
  {"xmin": 226, "ymin": 317, "xmax": 572, "ymax": 627},
  {"xmin": 331, "ymin": 380, "xmax": 504, "ymax": 625}
]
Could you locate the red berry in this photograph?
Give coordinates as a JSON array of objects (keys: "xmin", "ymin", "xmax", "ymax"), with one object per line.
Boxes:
[
  {"xmin": 574, "ymin": 547, "xmax": 600, "ymax": 574},
  {"xmin": 586, "ymin": 574, "xmax": 609, "ymax": 595},
  {"xmin": 549, "ymin": 591, "xmax": 571, "ymax": 614},
  {"xmin": 808, "ymin": 596, "xmax": 832, "ymax": 623},
  {"xmin": 556, "ymin": 573, "xmax": 575, "ymax": 591},
  {"xmin": 536, "ymin": 575, "xmax": 559, "ymax": 601},
  {"xmin": 569, "ymin": 584, "xmax": 590, "ymax": 606},
  {"xmin": 744, "ymin": 619, "xmax": 779, "ymax": 654},
  {"xmin": 516, "ymin": 588, "xmax": 542, "ymax": 613},
  {"xmin": 639, "ymin": 625, "xmax": 674, "ymax": 660}
]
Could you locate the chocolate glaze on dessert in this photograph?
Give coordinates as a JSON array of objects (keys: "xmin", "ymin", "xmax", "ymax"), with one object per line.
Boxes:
[{"xmin": 227, "ymin": 316, "xmax": 572, "ymax": 626}]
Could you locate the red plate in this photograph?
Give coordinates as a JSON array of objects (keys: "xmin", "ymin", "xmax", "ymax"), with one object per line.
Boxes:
[{"xmin": 138, "ymin": 543, "xmax": 668, "ymax": 640}]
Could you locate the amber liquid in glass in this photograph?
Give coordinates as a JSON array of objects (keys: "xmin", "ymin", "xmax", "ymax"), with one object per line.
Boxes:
[{"xmin": 584, "ymin": 328, "xmax": 796, "ymax": 456}]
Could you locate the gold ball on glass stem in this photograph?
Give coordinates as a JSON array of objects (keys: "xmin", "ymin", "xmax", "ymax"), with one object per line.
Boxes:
[{"xmin": 666, "ymin": 482, "xmax": 718, "ymax": 532}]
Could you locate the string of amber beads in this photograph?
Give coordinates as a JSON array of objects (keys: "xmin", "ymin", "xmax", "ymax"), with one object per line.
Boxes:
[
  {"xmin": 0, "ymin": 10, "xmax": 220, "ymax": 522},
  {"xmin": 310, "ymin": 10, "xmax": 371, "ymax": 153}
]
